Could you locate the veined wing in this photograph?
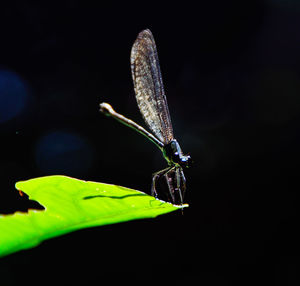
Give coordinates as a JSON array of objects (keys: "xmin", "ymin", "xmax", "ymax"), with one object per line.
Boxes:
[{"xmin": 130, "ymin": 29, "xmax": 174, "ymax": 144}]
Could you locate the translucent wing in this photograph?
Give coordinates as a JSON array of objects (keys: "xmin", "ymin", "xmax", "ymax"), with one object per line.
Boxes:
[{"xmin": 130, "ymin": 29, "xmax": 174, "ymax": 144}]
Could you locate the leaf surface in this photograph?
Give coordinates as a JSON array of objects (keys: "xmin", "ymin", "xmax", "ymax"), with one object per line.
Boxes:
[{"xmin": 0, "ymin": 175, "xmax": 186, "ymax": 257}]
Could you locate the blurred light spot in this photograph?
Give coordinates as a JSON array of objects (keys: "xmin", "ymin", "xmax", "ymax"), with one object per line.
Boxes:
[
  {"xmin": 0, "ymin": 70, "xmax": 29, "ymax": 123},
  {"xmin": 35, "ymin": 131, "xmax": 94, "ymax": 176}
]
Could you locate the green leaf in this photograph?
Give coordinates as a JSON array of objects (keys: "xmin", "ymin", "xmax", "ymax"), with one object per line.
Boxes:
[{"xmin": 0, "ymin": 175, "xmax": 187, "ymax": 257}]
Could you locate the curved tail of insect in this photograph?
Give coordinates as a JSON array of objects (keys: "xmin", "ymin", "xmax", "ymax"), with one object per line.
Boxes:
[{"xmin": 100, "ymin": 102, "xmax": 164, "ymax": 151}]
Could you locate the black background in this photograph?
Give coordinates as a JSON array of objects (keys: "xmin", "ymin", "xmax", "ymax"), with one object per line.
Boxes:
[{"xmin": 1, "ymin": 1, "xmax": 300, "ymax": 285}]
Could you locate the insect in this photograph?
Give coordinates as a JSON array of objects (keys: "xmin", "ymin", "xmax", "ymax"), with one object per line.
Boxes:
[{"xmin": 100, "ymin": 29, "xmax": 191, "ymax": 205}]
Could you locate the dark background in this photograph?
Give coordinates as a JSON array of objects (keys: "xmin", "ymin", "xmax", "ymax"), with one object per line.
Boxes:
[{"xmin": 1, "ymin": 0, "xmax": 300, "ymax": 285}]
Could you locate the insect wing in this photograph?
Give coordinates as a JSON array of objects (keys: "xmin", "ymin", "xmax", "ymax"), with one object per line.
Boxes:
[{"xmin": 130, "ymin": 29, "xmax": 174, "ymax": 144}]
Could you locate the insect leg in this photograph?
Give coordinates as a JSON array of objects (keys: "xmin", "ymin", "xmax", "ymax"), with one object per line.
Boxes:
[
  {"xmin": 175, "ymin": 167, "xmax": 184, "ymax": 205},
  {"xmin": 179, "ymin": 167, "xmax": 186, "ymax": 198},
  {"xmin": 151, "ymin": 166, "xmax": 172, "ymax": 198},
  {"xmin": 163, "ymin": 167, "xmax": 177, "ymax": 203}
]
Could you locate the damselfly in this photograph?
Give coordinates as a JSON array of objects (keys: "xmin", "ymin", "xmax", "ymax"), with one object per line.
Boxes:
[{"xmin": 100, "ymin": 29, "xmax": 191, "ymax": 205}]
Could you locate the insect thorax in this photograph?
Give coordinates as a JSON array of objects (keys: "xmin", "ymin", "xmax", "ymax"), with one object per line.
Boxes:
[
  {"xmin": 163, "ymin": 139, "xmax": 192, "ymax": 168},
  {"xmin": 162, "ymin": 139, "xmax": 182, "ymax": 164}
]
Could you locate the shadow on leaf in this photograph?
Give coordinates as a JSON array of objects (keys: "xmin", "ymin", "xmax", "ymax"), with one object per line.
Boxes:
[{"xmin": 83, "ymin": 193, "xmax": 147, "ymax": 200}]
